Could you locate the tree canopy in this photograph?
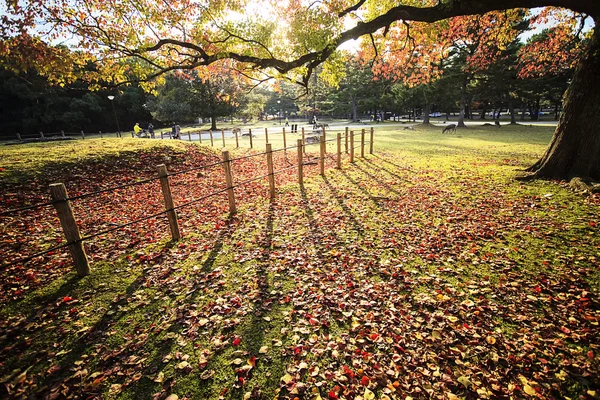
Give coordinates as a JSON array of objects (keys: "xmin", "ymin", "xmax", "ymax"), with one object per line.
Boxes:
[
  {"xmin": 1, "ymin": 0, "xmax": 599, "ymax": 180},
  {"xmin": 0, "ymin": 0, "xmax": 596, "ymax": 87}
]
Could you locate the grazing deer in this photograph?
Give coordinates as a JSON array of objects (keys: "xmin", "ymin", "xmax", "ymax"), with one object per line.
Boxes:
[
  {"xmin": 442, "ymin": 123, "xmax": 456, "ymax": 134},
  {"xmin": 316, "ymin": 123, "xmax": 329, "ymax": 129},
  {"xmin": 494, "ymin": 120, "xmax": 501, "ymax": 128},
  {"xmin": 232, "ymin": 127, "xmax": 241, "ymax": 135}
]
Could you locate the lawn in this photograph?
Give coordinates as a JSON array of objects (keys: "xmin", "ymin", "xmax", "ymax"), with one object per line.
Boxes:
[{"xmin": 1, "ymin": 123, "xmax": 598, "ymax": 400}]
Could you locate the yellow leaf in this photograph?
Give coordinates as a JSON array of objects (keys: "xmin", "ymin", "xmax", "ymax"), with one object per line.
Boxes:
[
  {"xmin": 457, "ymin": 376, "xmax": 471, "ymax": 388},
  {"xmin": 281, "ymin": 373, "xmax": 293, "ymax": 384},
  {"xmin": 364, "ymin": 388, "xmax": 375, "ymax": 400},
  {"xmin": 524, "ymin": 384, "xmax": 537, "ymax": 396}
]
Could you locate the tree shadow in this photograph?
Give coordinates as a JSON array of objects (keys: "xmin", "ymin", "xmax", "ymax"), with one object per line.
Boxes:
[
  {"xmin": 351, "ymin": 161, "xmax": 404, "ymax": 198},
  {"xmin": 337, "ymin": 168, "xmax": 385, "ymax": 207},
  {"xmin": 321, "ymin": 175, "xmax": 365, "ymax": 237}
]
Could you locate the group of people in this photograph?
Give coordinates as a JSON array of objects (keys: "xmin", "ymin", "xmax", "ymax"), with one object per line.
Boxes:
[
  {"xmin": 133, "ymin": 122, "xmax": 181, "ymax": 139},
  {"xmin": 133, "ymin": 122, "xmax": 154, "ymax": 138}
]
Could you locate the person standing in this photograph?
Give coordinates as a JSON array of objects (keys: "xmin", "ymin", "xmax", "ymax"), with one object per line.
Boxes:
[
  {"xmin": 148, "ymin": 122, "xmax": 154, "ymax": 138},
  {"xmin": 175, "ymin": 123, "xmax": 181, "ymax": 139},
  {"xmin": 171, "ymin": 123, "xmax": 177, "ymax": 139}
]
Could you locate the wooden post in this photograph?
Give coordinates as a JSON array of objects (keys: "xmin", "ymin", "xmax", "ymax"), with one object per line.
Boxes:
[
  {"xmin": 222, "ymin": 150, "xmax": 237, "ymax": 214},
  {"xmin": 297, "ymin": 139, "xmax": 304, "ymax": 187},
  {"xmin": 81, "ymin": 130, "xmax": 85, "ymax": 140},
  {"xmin": 369, "ymin": 127, "xmax": 374, "ymax": 154},
  {"xmin": 188, "ymin": 131, "xmax": 192, "ymax": 141},
  {"xmin": 265, "ymin": 128, "xmax": 269, "ymax": 144},
  {"xmin": 266, "ymin": 143, "xmax": 275, "ymax": 199},
  {"xmin": 361, "ymin": 129, "xmax": 365, "ymax": 158},
  {"xmin": 320, "ymin": 136, "xmax": 326, "ymax": 176},
  {"xmin": 209, "ymin": 130, "xmax": 214, "ymax": 147},
  {"xmin": 283, "ymin": 127, "xmax": 287, "ymax": 150},
  {"xmin": 99, "ymin": 130, "xmax": 103, "ymax": 139},
  {"xmin": 161, "ymin": 131, "xmax": 164, "ymax": 139},
  {"xmin": 249, "ymin": 129, "xmax": 253, "ymax": 149},
  {"xmin": 221, "ymin": 129, "xmax": 225, "ymax": 147},
  {"xmin": 199, "ymin": 131, "xmax": 202, "ymax": 144},
  {"xmin": 61, "ymin": 130, "xmax": 66, "ymax": 138},
  {"xmin": 336, "ymin": 132, "xmax": 342, "ymax": 169},
  {"xmin": 157, "ymin": 164, "xmax": 181, "ymax": 241},
  {"xmin": 345, "ymin": 127, "xmax": 349, "ymax": 154},
  {"xmin": 301, "ymin": 127, "xmax": 306, "ymax": 154},
  {"xmin": 350, "ymin": 130, "xmax": 355, "ymax": 163},
  {"xmin": 16, "ymin": 133, "xmax": 22, "ymax": 141},
  {"xmin": 235, "ymin": 129, "xmax": 239, "ymax": 148},
  {"xmin": 322, "ymin": 126, "xmax": 326, "ymax": 152},
  {"xmin": 49, "ymin": 183, "xmax": 90, "ymax": 277}
]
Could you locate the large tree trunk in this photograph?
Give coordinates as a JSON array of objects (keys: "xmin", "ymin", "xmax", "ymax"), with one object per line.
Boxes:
[
  {"xmin": 423, "ymin": 102, "xmax": 431, "ymax": 124},
  {"xmin": 526, "ymin": 27, "xmax": 600, "ymax": 181},
  {"xmin": 210, "ymin": 115, "xmax": 218, "ymax": 131}
]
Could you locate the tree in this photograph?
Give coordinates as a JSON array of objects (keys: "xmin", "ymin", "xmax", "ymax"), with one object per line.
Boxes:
[
  {"xmin": 1, "ymin": 0, "xmax": 599, "ymax": 180},
  {"xmin": 147, "ymin": 67, "xmax": 242, "ymax": 130}
]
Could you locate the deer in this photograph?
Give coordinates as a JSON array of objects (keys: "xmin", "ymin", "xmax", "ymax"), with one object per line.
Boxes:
[
  {"xmin": 494, "ymin": 120, "xmax": 501, "ymax": 128},
  {"xmin": 442, "ymin": 123, "xmax": 456, "ymax": 134}
]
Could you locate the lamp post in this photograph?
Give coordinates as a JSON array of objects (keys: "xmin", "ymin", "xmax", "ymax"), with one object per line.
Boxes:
[
  {"xmin": 277, "ymin": 100, "xmax": 281, "ymax": 125},
  {"xmin": 107, "ymin": 95, "xmax": 121, "ymax": 137}
]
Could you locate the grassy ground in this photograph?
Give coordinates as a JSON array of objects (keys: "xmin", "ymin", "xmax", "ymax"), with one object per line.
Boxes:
[{"xmin": 1, "ymin": 123, "xmax": 598, "ymax": 400}]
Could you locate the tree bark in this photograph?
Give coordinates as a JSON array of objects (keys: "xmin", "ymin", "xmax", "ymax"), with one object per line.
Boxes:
[
  {"xmin": 457, "ymin": 77, "xmax": 467, "ymax": 128},
  {"xmin": 526, "ymin": 27, "xmax": 600, "ymax": 181},
  {"xmin": 210, "ymin": 115, "xmax": 218, "ymax": 131},
  {"xmin": 508, "ymin": 98, "xmax": 517, "ymax": 125},
  {"xmin": 423, "ymin": 102, "xmax": 431, "ymax": 124}
]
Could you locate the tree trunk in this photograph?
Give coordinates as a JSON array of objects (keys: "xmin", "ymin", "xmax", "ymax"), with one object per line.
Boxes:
[
  {"xmin": 351, "ymin": 96, "xmax": 358, "ymax": 121},
  {"xmin": 520, "ymin": 102, "xmax": 526, "ymax": 121},
  {"xmin": 526, "ymin": 27, "xmax": 600, "ymax": 181},
  {"xmin": 508, "ymin": 99, "xmax": 517, "ymax": 125},
  {"xmin": 210, "ymin": 115, "xmax": 218, "ymax": 131},
  {"xmin": 457, "ymin": 77, "xmax": 467, "ymax": 128},
  {"xmin": 481, "ymin": 103, "xmax": 487, "ymax": 120},
  {"xmin": 423, "ymin": 102, "xmax": 431, "ymax": 124}
]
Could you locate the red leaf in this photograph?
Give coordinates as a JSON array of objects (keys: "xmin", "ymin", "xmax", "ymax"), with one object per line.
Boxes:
[
  {"xmin": 233, "ymin": 337, "xmax": 241, "ymax": 346},
  {"xmin": 361, "ymin": 375, "xmax": 370, "ymax": 386}
]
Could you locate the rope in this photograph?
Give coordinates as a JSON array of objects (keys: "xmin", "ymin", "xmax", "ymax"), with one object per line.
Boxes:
[
  {"xmin": 271, "ymin": 144, "xmax": 300, "ymax": 153},
  {"xmin": 67, "ymin": 176, "xmax": 159, "ymax": 201},
  {"xmin": 167, "ymin": 159, "xmax": 223, "ymax": 177},
  {"xmin": 0, "ymin": 201, "xmax": 56, "ymax": 217},
  {"xmin": 173, "ymin": 187, "xmax": 229, "ymax": 210},
  {"xmin": 0, "ymin": 242, "xmax": 72, "ymax": 269},
  {"xmin": 273, "ymin": 165, "xmax": 298, "ymax": 175},
  {"xmin": 233, "ymin": 174, "xmax": 269, "ymax": 188}
]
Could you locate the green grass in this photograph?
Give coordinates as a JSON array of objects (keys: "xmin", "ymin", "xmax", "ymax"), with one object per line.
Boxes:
[{"xmin": 1, "ymin": 123, "xmax": 599, "ymax": 399}]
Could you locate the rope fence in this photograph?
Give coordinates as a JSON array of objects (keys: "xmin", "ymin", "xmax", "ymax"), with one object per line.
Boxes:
[{"xmin": 1, "ymin": 127, "xmax": 376, "ymax": 277}]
